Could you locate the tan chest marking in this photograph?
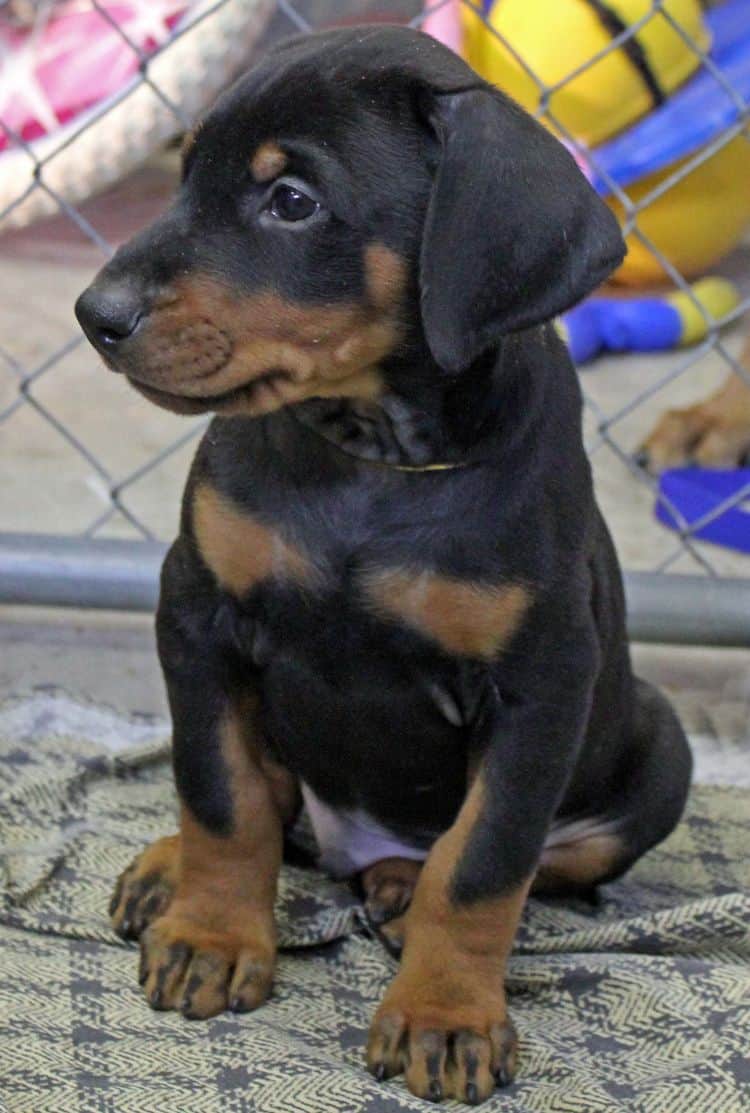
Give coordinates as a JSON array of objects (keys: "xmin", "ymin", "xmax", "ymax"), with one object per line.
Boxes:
[
  {"xmin": 363, "ymin": 568, "xmax": 531, "ymax": 658},
  {"xmin": 535, "ymin": 819, "xmax": 625, "ymax": 893},
  {"xmin": 192, "ymin": 483, "xmax": 315, "ymax": 596}
]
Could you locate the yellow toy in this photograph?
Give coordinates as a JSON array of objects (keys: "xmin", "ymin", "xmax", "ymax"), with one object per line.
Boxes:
[
  {"xmin": 449, "ymin": 0, "xmax": 750, "ymax": 286},
  {"xmin": 462, "ymin": 0, "xmax": 708, "ymax": 146},
  {"xmin": 606, "ymin": 136, "xmax": 750, "ymax": 287}
]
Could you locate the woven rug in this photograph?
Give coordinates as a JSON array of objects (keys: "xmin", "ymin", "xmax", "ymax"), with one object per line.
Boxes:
[{"xmin": 0, "ymin": 691, "xmax": 748, "ymax": 1113}]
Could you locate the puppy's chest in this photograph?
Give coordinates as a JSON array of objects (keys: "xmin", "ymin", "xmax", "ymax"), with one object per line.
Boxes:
[{"xmin": 192, "ymin": 478, "xmax": 530, "ymax": 664}]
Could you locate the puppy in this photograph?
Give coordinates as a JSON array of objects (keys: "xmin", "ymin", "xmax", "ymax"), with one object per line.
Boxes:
[{"xmin": 76, "ymin": 27, "xmax": 692, "ymax": 1105}]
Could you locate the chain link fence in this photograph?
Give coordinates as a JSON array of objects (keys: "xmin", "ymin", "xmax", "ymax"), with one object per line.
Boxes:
[{"xmin": 0, "ymin": 0, "xmax": 749, "ymax": 638}]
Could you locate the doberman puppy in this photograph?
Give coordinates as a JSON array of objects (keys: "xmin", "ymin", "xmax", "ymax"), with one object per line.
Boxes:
[{"xmin": 75, "ymin": 26, "xmax": 692, "ymax": 1105}]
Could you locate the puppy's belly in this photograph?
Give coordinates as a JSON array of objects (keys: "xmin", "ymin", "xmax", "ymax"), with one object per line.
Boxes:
[
  {"xmin": 301, "ymin": 783, "xmax": 431, "ymax": 879},
  {"xmin": 260, "ymin": 655, "xmax": 469, "ymax": 838}
]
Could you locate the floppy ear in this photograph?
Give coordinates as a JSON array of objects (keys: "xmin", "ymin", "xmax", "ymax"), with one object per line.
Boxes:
[{"xmin": 419, "ymin": 88, "xmax": 625, "ymax": 373}]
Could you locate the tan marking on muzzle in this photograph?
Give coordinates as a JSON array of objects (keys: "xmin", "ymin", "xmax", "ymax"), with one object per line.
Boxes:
[
  {"xmin": 365, "ymin": 243, "xmax": 409, "ymax": 312},
  {"xmin": 127, "ymin": 246, "xmax": 407, "ymax": 416}
]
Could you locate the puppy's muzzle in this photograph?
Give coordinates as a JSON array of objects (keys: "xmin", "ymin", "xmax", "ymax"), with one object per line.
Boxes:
[{"xmin": 75, "ymin": 275, "xmax": 237, "ymax": 397}]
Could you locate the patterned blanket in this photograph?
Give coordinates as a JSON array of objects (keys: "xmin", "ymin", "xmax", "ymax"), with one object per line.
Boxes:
[{"xmin": 0, "ymin": 692, "xmax": 748, "ymax": 1112}]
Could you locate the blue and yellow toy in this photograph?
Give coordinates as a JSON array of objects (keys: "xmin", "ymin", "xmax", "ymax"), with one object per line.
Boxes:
[
  {"xmin": 426, "ymin": 0, "xmax": 750, "ymax": 287},
  {"xmin": 560, "ymin": 277, "xmax": 741, "ymax": 364},
  {"xmin": 461, "ymin": 0, "xmax": 709, "ymax": 147}
]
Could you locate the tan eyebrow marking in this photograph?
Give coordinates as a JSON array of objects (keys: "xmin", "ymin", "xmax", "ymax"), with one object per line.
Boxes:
[
  {"xmin": 250, "ymin": 142, "xmax": 288, "ymax": 184},
  {"xmin": 181, "ymin": 129, "xmax": 197, "ymax": 162}
]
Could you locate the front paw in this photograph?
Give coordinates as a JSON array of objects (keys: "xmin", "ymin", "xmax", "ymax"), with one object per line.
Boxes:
[
  {"xmin": 367, "ymin": 972, "xmax": 516, "ymax": 1105},
  {"xmin": 139, "ymin": 906, "xmax": 276, "ymax": 1019},
  {"xmin": 110, "ymin": 834, "xmax": 180, "ymax": 940}
]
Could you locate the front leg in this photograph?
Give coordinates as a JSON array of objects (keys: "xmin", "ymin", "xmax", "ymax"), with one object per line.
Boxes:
[
  {"xmin": 368, "ymin": 626, "xmax": 599, "ymax": 1104},
  {"xmin": 138, "ymin": 705, "xmax": 282, "ymax": 1019},
  {"xmin": 113, "ymin": 543, "xmax": 294, "ymax": 1019}
]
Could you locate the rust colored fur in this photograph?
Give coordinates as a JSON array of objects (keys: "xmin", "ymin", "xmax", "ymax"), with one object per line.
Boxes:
[
  {"xmin": 535, "ymin": 831, "xmax": 625, "ymax": 893},
  {"xmin": 363, "ymin": 568, "xmax": 531, "ymax": 657},
  {"xmin": 112, "ymin": 703, "xmax": 289, "ymax": 1019},
  {"xmin": 367, "ymin": 775, "xmax": 523, "ymax": 1102},
  {"xmin": 121, "ymin": 249, "xmax": 406, "ymax": 417},
  {"xmin": 250, "ymin": 141, "xmax": 288, "ymax": 183},
  {"xmin": 193, "ymin": 483, "xmax": 317, "ymax": 595}
]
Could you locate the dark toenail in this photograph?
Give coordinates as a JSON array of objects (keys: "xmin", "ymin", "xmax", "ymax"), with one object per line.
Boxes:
[
  {"xmin": 496, "ymin": 1066, "xmax": 511, "ymax": 1086},
  {"xmin": 466, "ymin": 1082, "xmax": 479, "ymax": 1104},
  {"xmin": 366, "ymin": 903, "xmax": 388, "ymax": 925},
  {"xmin": 374, "ymin": 1062, "xmax": 386, "ymax": 1081},
  {"xmin": 633, "ymin": 449, "xmax": 649, "ymax": 468},
  {"xmin": 427, "ymin": 1080, "xmax": 442, "ymax": 1102}
]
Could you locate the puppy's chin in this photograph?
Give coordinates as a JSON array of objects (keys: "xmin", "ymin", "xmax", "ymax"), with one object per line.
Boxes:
[
  {"xmin": 126, "ymin": 370, "xmax": 295, "ymax": 418},
  {"xmin": 126, "ymin": 378, "xmax": 215, "ymax": 415}
]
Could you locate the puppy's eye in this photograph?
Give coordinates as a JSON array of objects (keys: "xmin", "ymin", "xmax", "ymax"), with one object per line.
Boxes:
[{"xmin": 267, "ymin": 183, "xmax": 319, "ymax": 223}]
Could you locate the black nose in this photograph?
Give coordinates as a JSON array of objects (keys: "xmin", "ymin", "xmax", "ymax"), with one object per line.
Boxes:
[{"xmin": 75, "ymin": 283, "xmax": 144, "ymax": 353}]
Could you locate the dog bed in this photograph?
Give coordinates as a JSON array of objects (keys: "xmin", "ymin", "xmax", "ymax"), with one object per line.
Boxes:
[{"xmin": 0, "ymin": 691, "xmax": 748, "ymax": 1112}]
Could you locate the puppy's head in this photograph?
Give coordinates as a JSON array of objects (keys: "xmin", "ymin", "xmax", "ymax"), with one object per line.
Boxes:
[{"xmin": 75, "ymin": 26, "xmax": 624, "ymax": 416}]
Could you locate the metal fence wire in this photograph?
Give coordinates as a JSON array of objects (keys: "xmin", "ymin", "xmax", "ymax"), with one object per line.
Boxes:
[{"xmin": 0, "ymin": 0, "xmax": 749, "ymax": 640}]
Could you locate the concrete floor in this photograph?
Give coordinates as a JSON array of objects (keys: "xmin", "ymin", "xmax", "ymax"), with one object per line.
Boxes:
[
  {"xmin": 0, "ymin": 606, "xmax": 167, "ymax": 717},
  {"xmin": 0, "ymin": 156, "xmax": 202, "ymax": 543}
]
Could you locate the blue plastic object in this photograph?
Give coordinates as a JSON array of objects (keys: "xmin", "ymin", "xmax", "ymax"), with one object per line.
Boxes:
[
  {"xmin": 563, "ymin": 298, "xmax": 681, "ymax": 364},
  {"xmin": 590, "ymin": 0, "xmax": 750, "ymax": 195},
  {"xmin": 656, "ymin": 467, "xmax": 750, "ymax": 554}
]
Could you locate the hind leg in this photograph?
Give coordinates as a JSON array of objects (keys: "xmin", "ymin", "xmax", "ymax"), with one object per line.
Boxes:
[
  {"xmin": 360, "ymin": 857, "xmax": 422, "ymax": 926},
  {"xmin": 359, "ymin": 858, "xmax": 423, "ymax": 956},
  {"xmin": 535, "ymin": 678, "xmax": 692, "ymax": 894}
]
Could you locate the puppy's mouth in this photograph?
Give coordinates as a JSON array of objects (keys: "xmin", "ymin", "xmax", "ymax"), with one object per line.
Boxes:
[{"xmin": 127, "ymin": 369, "xmax": 293, "ymax": 416}]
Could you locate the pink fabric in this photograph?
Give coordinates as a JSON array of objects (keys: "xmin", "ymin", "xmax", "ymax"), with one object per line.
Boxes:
[
  {"xmin": 420, "ymin": 1, "xmax": 463, "ymax": 54},
  {"xmin": 0, "ymin": 1, "xmax": 188, "ymax": 152}
]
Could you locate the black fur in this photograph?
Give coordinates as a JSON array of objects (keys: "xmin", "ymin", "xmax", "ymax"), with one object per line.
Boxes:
[{"xmin": 75, "ymin": 26, "xmax": 691, "ymax": 906}]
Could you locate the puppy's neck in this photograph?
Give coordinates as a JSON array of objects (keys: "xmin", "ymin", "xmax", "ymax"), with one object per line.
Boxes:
[
  {"xmin": 293, "ymin": 393, "xmax": 449, "ymax": 469},
  {"xmin": 293, "ymin": 339, "xmax": 533, "ymax": 470}
]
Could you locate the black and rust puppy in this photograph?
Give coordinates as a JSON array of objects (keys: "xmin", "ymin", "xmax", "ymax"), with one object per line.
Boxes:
[{"xmin": 76, "ymin": 26, "xmax": 692, "ymax": 1105}]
